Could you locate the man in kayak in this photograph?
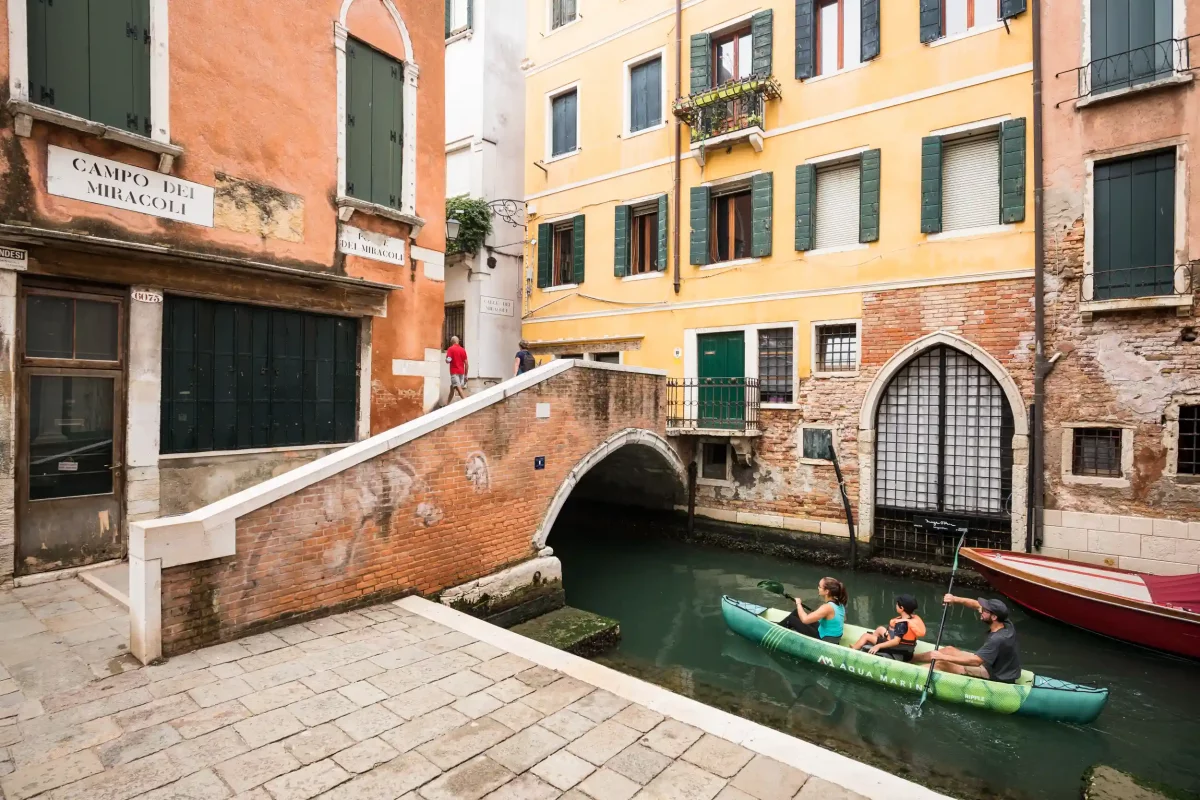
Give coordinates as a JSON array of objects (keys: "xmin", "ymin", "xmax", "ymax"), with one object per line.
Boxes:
[
  {"xmin": 850, "ymin": 594, "xmax": 925, "ymax": 661},
  {"xmin": 912, "ymin": 596, "xmax": 1023, "ymax": 683},
  {"xmin": 780, "ymin": 577, "xmax": 848, "ymax": 644}
]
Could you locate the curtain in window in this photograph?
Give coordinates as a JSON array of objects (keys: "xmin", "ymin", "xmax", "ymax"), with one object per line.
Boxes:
[{"xmin": 630, "ymin": 59, "xmax": 662, "ymax": 133}]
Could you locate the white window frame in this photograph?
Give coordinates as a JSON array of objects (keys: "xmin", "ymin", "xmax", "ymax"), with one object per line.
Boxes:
[
  {"xmin": 683, "ymin": 321, "xmax": 801, "ymax": 410},
  {"xmin": 1061, "ymin": 423, "xmax": 1134, "ymax": 488},
  {"xmin": 623, "ymin": 47, "xmax": 668, "ymax": 139},
  {"xmin": 334, "ymin": 1, "xmax": 422, "ymax": 232},
  {"xmin": 6, "ymin": 0, "xmax": 180, "ymax": 172},
  {"xmin": 798, "ymin": 423, "xmax": 838, "ymax": 465},
  {"xmin": 1082, "ymin": 138, "xmax": 1190, "ymax": 311},
  {"xmin": 809, "ymin": 152, "xmax": 868, "ymax": 255},
  {"xmin": 546, "ymin": 0, "xmax": 581, "ymax": 36},
  {"xmin": 928, "ymin": 0, "xmax": 1004, "ymax": 48},
  {"xmin": 811, "ymin": 319, "xmax": 861, "ymax": 377},
  {"xmin": 697, "ymin": 438, "xmax": 734, "ymax": 486},
  {"xmin": 545, "ymin": 81, "xmax": 582, "ymax": 163},
  {"xmin": 447, "ymin": 0, "xmax": 471, "ymax": 36}
]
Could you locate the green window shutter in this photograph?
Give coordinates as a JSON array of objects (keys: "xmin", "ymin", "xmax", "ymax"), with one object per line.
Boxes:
[
  {"xmin": 1000, "ymin": 118, "xmax": 1027, "ymax": 224},
  {"xmin": 537, "ymin": 223, "xmax": 553, "ymax": 288},
  {"xmin": 919, "ymin": 0, "xmax": 942, "ymax": 43},
  {"xmin": 751, "ymin": 10, "xmax": 773, "ymax": 78},
  {"xmin": 370, "ymin": 51, "xmax": 402, "ymax": 208},
  {"xmin": 794, "ymin": 164, "xmax": 816, "ymax": 251},
  {"xmin": 859, "ymin": 149, "xmax": 881, "ymax": 243},
  {"xmin": 391, "ymin": 61, "xmax": 405, "ymax": 209},
  {"xmin": 920, "ymin": 135, "xmax": 943, "ymax": 234},
  {"xmin": 750, "ymin": 172, "xmax": 774, "ymax": 258},
  {"xmin": 1000, "ymin": 0, "xmax": 1026, "ymax": 19},
  {"xmin": 345, "ymin": 40, "xmax": 373, "ymax": 201},
  {"xmin": 614, "ymin": 205, "xmax": 631, "ymax": 278},
  {"xmin": 689, "ymin": 33, "xmax": 711, "ymax": 94},
  {"xmin": 657, "ymin": 194, "xmax": 669, "ymax": 272},
  {"xmin": 795, "ymin": 0, "xmax": 815, "ymax": 79},
  {"xmin": 861, "ymin": 0, "xmax": 881, "ymax": 61},
  {"xmin": 572, "ymin": 215, "xmax": 586, "ymax": 285},
  {"xmin": 87, "ymin": 0, "xmax": 148, "ymax": 132},
  {"xmin": 34, "ymin": 0, "xmax": 88, "ymax": 117},
  {"xmin": 131, "ymin": 0, "xmax": 151, "ymax": 135},
  {"xmin": 689, "ymin": 186, "xmax": 711, "ymax": 266}
]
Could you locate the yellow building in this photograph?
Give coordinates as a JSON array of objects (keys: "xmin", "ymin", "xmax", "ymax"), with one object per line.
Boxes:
[{"xmin": 521, "ymin": 0, "xmax": 1036, "ymax": 564}]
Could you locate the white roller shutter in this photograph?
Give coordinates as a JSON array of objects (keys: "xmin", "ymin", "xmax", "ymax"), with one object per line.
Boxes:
[
  {"xmin": 814, "ymin": 162, "xmax": 861, "ymax": 249},
  {"xmin": 942, "ymin": 134, "xmax": 1000, "ymax": 232}
]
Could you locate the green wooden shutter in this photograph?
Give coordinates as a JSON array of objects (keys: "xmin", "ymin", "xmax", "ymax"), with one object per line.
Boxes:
[
  {"xmin": 750, "ymin": 172, "xmax": 774, "ymax": 258},
  {"xmin": 345, "ymin": 40, "xmax": 373, "ymax": 200},
  {"xmin": 689, "ymin": 33, "xmax": 711, "ymax": 94},
  {"xmin": 921, "ymin": 136, "xmax": 944, "ymax": 234},
  {"xmin": 657, "ymin": 194, "xmax": 669, "ymax": 272},
  {"xmin": 862, "ymin": 0, "xmax": 881, "ymax": 61},
  {"xmin": 859, "ymin": 149, "xmax": 881, "ymax": 243},
  {"xmin": 370, "ymin": 51, "xmax": 401, "ymax": 208},
  {"xmin": 689, "ymin": 186, "xmax": 710, "ymax": 266},
  {"xmin": 920, "ymin": 0, "xmax": 942, "ymax": 43},
  {"xmin": 36, "ymin": 0, "xmax": 88, "ymax": 117},
  {"xmin": 87, "ymin": 0, "xmax": 149, "ymax": 132},
  {"xmin": 1000, "ymin": 118, "xmax": 1027, "ymax": 224},
  {"xmin": 391, "ymin": 60, "xmax": 405, "ymax": 209},
  {"xmin": 572, "ymin": 215, "xmax": 586, "ymax": 285},
  {"xmin": 614, "ymin": 205, "xmax": 631, "ymax": 278},
  {"xmin": 1000, "ymin": 0, "xmax": 1026, "ymax": 19},
  {"xmin": 794, "ymin": 164, "xmax": 816, "ymax": 251},
  {"xmin": 131, "ymin": 0, "xmax": 151, "ymax": 135},
  {"xmin": 795, "ymin": 0, "xmax": 815, "ymax": 79},
  {"xmin": 751, "ymin": 10, "xmax": 773, "ymax": 78},
  {"xmin": 537, "ymin": 223, "xmax": 553, "ymax": 288}
]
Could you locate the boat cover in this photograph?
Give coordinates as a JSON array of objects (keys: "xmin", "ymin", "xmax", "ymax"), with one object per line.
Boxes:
[{"xmin": 1142, "ymin": 573, "xmax": 1200, "ymax": 613}]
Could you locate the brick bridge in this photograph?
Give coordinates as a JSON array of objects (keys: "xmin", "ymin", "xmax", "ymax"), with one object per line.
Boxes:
[{"xmin": 129, "ymin": 361, "xmax": 689, "ymax": 663}]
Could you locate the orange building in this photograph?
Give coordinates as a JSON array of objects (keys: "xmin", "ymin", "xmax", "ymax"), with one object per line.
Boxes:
[{"xmin": 0, "ymin": 0, "xmax": 445, "ymax": 582}]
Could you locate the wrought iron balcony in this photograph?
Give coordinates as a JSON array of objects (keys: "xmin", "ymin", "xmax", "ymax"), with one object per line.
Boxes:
[
  {"xmin": 672, "ymin": 76, "xmax": 782, "ymax": 156},
  {"xmin": 666, "ymin": 378, "xmax": 761, "ymax": 436},
  {"xmin": 1082, "ymin": 264, "xmax": 1193, "ymax": 302},
  {"xmin": 1057, "ymin": 35, "xmax": 1197, "ymax": 104}
]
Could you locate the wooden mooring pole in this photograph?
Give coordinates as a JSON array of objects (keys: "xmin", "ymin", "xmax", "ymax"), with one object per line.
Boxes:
[
  {"xmin": 686, "ymin": 461, "xmax": 698, "ymax": 537},
  {"xmin": 829, "ymin": 446, "xmax": 857, "ymax": 569}
]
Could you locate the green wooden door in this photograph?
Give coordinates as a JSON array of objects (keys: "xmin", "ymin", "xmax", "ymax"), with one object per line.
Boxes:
[{"xmin": 697, "ymin": 331, "xmax": 745, "ymax": 428}]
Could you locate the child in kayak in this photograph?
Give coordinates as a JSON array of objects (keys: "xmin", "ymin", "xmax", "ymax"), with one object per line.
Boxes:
[
  {"xmin": 851, "ymin": 594, "xmax": 926, "ymax": 661},
  {"xmin": 780, "ymin": 577, "xmax": 848, "ymax": 644}
]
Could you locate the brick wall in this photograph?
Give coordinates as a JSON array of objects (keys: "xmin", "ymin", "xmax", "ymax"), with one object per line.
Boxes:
[{"xmin": 159, "ymin": 368, "xmax": 668, "ymax": 654}]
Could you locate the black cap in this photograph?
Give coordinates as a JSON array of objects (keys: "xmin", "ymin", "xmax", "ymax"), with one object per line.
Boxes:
[
  {"xmin": 977, "ymin": 598, "xmax": 1010, "ymax": 621},
  {"xmin": 895, "ymin": 594, "xmax": 918, "ymax": 613}
]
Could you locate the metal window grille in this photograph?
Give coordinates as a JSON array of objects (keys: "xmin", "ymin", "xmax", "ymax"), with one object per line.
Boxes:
[
  {"xmin": 816, "ymin": 324, "xmax": 858, "ymax": 372},
  {"xmin": 442, "ymin": 303, "xmax": 464, "ymax": 350},
  {"xmin": 1179, "ymin": 406, "xmax": 1200, "ymax": 476},
  {"xmin": 758, "ymin": 328, "xmax": 794, "ymax": 403},
  {"xmin": 1072, "ymin": 428, "xmax": 1122, "ymax": 477}
]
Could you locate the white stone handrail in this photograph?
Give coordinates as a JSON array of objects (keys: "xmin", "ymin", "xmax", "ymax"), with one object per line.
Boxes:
[{"xmin": 129, "ymin": 359, "xmax": 666, "ymax": 663}]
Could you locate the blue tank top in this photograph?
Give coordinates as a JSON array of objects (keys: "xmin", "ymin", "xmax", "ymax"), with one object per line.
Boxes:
[{"xmin": 818, "ymin": 603, "xmax": 846, "ymax": 640}]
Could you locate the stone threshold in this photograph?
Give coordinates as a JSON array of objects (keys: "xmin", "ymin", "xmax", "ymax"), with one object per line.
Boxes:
[{"xmin": 398, "ymin": 596, "xmax": 949, "ymax": 800}]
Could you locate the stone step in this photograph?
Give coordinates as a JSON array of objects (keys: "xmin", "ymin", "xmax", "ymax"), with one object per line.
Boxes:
[{"xmin": 510, "ymin": 606, "xmax": 621, "ymax": 658}]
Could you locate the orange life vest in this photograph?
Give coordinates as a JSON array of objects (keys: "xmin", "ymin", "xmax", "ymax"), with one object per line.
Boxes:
[{"xmin": 889, "ymin": 614, "xmax": 926, "ymax": 644}]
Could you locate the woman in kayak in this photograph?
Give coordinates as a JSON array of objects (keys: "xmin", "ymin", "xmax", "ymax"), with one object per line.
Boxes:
[
  {"xmin": 851, "ymin": 594, "xmax": 925, "ymax": 661},
  {"xmin": 780, "ymin": 577, "xmax": 848, "ymax": 644}
]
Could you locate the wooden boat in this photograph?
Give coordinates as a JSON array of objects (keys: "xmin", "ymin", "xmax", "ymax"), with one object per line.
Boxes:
[
  {"xmin": 722, "ymin": 596, "xmax": 1109, "ymax": 724},
  {"xmin": 961, "ymin": 548, "xmax": 1200, "ymax": 659}
]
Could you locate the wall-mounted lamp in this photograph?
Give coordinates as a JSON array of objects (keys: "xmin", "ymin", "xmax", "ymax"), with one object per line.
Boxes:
[{"xmin": 446, "ymin": 218, "xmax": 461, "ymax": 241}]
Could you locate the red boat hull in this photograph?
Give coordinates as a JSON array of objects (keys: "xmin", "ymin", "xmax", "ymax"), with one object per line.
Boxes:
[{"xmin": 970, "ymin": 560, "xmax": 1200, "ymax": 660}]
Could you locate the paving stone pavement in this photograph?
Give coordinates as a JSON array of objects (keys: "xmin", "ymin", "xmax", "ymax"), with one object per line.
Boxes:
[{"xmin": 0, "ymin": 578, "xmax": 913, "ymax": 800}]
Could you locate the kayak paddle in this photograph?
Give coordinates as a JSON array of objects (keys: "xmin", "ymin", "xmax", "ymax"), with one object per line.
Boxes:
[
  {"xmin": 757, "ymin": 580, "xmax": 812, "ymax": 612},
  {"xmin": 910, "ymin": 532, "xmax": 968, "ymax": 717}
]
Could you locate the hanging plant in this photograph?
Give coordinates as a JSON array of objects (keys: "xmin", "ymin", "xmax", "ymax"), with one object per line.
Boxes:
[{"xmin": 446, "ymin": 195, "xmax": 493, "ymax": 255}]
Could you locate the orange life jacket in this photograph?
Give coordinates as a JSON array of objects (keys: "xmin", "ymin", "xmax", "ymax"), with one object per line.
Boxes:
[{"xmin": 889, "ymin": 614, "xmax": 926, "ymax": 644}]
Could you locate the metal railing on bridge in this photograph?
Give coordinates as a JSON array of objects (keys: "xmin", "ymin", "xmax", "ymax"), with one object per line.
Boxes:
[{"xmin": 666, "ymin": 377, "xmax": 761, "ymax": 436}]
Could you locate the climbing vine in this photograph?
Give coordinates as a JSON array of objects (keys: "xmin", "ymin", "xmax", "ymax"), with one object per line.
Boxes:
[{"xmin": 446, "ymin": 195, "xmax": 493, "ymax": 255}]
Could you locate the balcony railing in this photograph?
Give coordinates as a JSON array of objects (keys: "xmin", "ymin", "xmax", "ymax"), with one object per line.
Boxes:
[
  {"xmin": 1082, "ymin": 263, "xmax": 1194, "ymax": 302},
  {"xmin": 1057, "ymin": 35, "xmax": 1197, "ymax": 104},
  {"xmin": 666, "ymin": 378, "xmax": 761, "ymax": 436},
  {"xmin": 672, "ymin": 76, "xmax": 782, "ymax": 146}
]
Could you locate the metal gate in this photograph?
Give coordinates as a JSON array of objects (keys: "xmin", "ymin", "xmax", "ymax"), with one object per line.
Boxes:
[{"xmin": 873, "ymin": 346, "xmax": 1014, "ymax": 565}]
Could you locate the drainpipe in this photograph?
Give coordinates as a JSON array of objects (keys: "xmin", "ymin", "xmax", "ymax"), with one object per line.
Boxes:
[
  {"xmin": 672, "ymin": 0, "xmax": 683, "ymax": 294},
  {"xmin": 1031, "ymin": 0, "xmax": 1046, "ymax": 553}
]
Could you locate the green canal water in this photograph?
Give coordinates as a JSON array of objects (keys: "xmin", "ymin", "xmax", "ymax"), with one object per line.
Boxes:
[{"xmin": 550, "ymin": 516, "xmax": 1200, "ymax": 800}]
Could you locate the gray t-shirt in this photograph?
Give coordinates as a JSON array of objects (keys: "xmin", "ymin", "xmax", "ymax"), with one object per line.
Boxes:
[{"xmin": 976, "ymin": 622, "xmax": 1022, "ymax": 683}]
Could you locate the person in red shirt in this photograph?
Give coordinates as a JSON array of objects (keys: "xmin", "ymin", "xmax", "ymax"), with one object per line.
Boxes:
[{"xmin": 446, "ymin": 336, "xmax": 469, "ymax": 401}]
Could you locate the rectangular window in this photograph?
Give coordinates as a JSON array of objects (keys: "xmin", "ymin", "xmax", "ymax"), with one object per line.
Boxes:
[
  {"xmin": 630, "ymin": 205, "xmax": 660, "ymax": 274},
  {"xmin": 629, "ymin": 57, "xmax": 663, "ymax": 133},
  {"xmin": 1072, "ymin": 428, "xmax": 1123, "ymax": 477},
  {"xmin": 442, "ymin": 303, "xmax": 464, "ymax": 350},
  {"xmin": 160, "ymin": 297, "xmax": 358, "ymax": 454},
  {"xmin": 551, "ymin": 0, "xmax": 577, "ymax": 29},
  {"xmin": 26, "ymin": 293, "xmax": 120, "ymax": 362},
  {"xmin": 815, "ymin": 323, "xmax": 858, "ymax": 372},
  {"xmin": 27, "ymin": 0, "xmax": 151, "ymax": 133},
  {"xmin": 345, "ymin": 38, "xmax": 404, "ymax": 209},
  {"xmin": 448, "ymin": 0, "xmax": 469, "ymax": 32},
  {"xmin": 550, "ymin": 89, "xmax": 578, "ymax": 157},
  {"xmin": 713, "ymin": 28, "xmax": 753, "ymax": 85},
  {"xmin": 815, "ymin": 161, "xmax": 862, "ymax": 249},
  {"xmin": 944, "ymin": 0, "xmax": 998, "ymax": 37},
  {"xmin": 816, "ymin": 0, "xmax": 862, "ymax": 75},
  {"xmin": 1178, "ymin": 406, "xmax": 1200, "ymax": 475},
  {"xmin": 558, "ymin": 353, "xmax": 583, "ymax": 360},
  {"xmin": 552, "ymin": 222, "xmax": 575, "ymax": 286},
  {"xmin": 942, "ymin": 132, "xmax": 1001, "ymax": 232},
  {"xmin": 1090, "ymin": 0, "xmax": 1174, "ymax": 93},
  {"xmin": 593, "ymin": 352, "xmax": 621, "ymax": 364},
  {"xmin": 710, "ymin": 187, "xmax": 753, "ymax": 263},
  {"xmin": 802, "ymin": 427, "xmax": 835, "ymax": 461},
  {"xmin": 701, "ymin": 442, "xmax": 730, "ymax": 480},
  {"xmin": 758, "ymin": 328, "xmax": 794, "ymax": 404},
  {"xmin": 1093, "ymin": 150, "xmax": 1176, "ymax": 300}
]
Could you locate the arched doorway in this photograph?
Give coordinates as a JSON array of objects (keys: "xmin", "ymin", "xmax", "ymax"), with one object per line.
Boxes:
[{"xmin": 870, "ymin": 344, "xmax": 1017, "ymax": 564}]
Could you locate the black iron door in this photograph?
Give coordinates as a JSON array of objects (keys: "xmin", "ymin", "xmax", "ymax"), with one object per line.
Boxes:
[{"xmin": 873, "ymin": 346, "xmax": 1014, "ymax": 565}]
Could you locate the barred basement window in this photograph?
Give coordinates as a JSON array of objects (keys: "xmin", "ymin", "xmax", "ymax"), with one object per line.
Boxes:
[
  {"xmin": 816, "ymin": 323, "xmax": 858, "ymax": 372},
  {"xmin": 758, "ymin": 328, "xmax": 794, "ymax": 403},
  {"xmin": 443, "ymin": 303, "xmax": 464, "ymax": 350},
  {"xmin": 701, "ymin": 442, "xmax": 730, "ymax": 480},
  {"xmin": 1072, "ymin": 428, "xmax": 1122, "ymax": 477},
  {"xmin": 593, "ymin": 352, "xmax": 621, "ymax": 364},
  {"xmin": 1178, "ymin": 406, "xmax": 1200, "ymax": 475}
]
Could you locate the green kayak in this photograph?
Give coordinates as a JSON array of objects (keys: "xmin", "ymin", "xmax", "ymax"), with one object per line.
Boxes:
[{"xmin": 722, "ymin": 596, "xmax": 1109, "ymax": 724}]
